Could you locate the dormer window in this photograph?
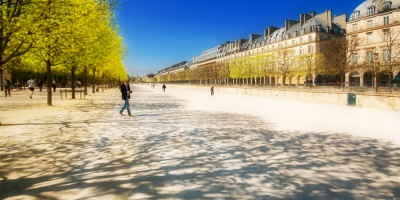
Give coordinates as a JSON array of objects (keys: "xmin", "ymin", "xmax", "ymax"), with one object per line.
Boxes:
[
  {"xmin": 367, "ymin": 6, "xmax": 375, "ymax": 15},
  {"xmin": 383, "ymin": 1, "xmax": 392, "ymax": 12},
  {"xmin": 352, "ymin": 10, "xmax": 360, "ymax": 20}
]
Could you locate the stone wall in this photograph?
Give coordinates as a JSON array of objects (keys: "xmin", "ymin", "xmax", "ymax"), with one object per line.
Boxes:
[{"xmin": 169, "ymin": 84, "xmax": 400, "ymax": 111}]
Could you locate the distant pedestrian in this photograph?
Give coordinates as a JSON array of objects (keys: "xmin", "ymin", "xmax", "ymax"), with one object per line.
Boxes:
[
  {"xmin": 210, "ymin": 86, "xmax": 214, "ymax": 96},
  {"xmin": 4, "ymin": 79, "xmax": 11, "ymax": 97},
  {"xmin": 38, "ymin": 80, "xmax": 43, "ymax": 92},
  {"xmin": 17, "ymin": 82, "xmax": 22, "ymax": 90},
  {"xmin": 52, "ymin": 80, "xmax": 56, "ymax": 92},
  {"xmin": 119, "ymin": 80, "xmax": 132, "ymax": 116},
  {"xmin": 27, "ymin": 78, "xmax": 36, "ymax": 99},
  {"xmin": 162, "ymin": 84, "xmax": 166, "ymax": 93}
]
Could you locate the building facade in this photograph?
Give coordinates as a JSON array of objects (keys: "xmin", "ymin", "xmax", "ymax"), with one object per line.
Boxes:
[
  {"xmin": 346, "ymin": 0, "xmax": 400, "ymax": 88},
  {"xmin": 158, "ymin": 1, "xmax": 400, "ymax": 90},
  {"xmin": 157, "ymin": 9, "xmax": 347, "ymax": 86}
]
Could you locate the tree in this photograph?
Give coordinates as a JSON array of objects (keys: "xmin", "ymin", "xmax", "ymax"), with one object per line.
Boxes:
[
  {"xmin": 379, "ymin": 28, "xmax": 400, "ymax": 93},
  {"xmin": 62, "ymin": 0, "xmax": 105, "ymax": 99},
  {"xmin": 320, "ymin": 36, "xmax": 361, "ymax": 89},
  {"xmin": 262, "ymin": 54, "xmax": 277, "ymax": 85},
  {"xmin": 217, "ymin": 60, "xmax": 229, "ymax": 84},
  {"xmin": 276, "ymin": 49, "xmax": 295, "ymax": 86},
  {"xmin": 294, "ymin": 53, "xmax": 324, "ymax": 87},
  {"xmin": 0, "ymin": 0, "xmax": 35, "ymax": 90},
  {"xmin": 27, "ymin": 0, "xmax": 92, "ymax": 105}
]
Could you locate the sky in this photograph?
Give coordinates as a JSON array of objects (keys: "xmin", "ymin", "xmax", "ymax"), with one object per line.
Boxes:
[{"xmin": 116, "ymin": 0, "xmax": 364, "ymax": 76}]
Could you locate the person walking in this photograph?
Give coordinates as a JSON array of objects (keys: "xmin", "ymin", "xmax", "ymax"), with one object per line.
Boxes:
[
  {"xmin": 162, "ymin": 84, "xmax": 166, "ymax": 93},
  {"xmin": 27, "ymin": 78, "xmax": 36, "ymax": 99},
  {"xmin": 119, "ymin": 80, "xmax": 132, "ymax": 116},
  {"xmin": 4, "ymin": 78, "xmax": 11, "ymax": 97},
  {"xmin": 210, "ymin": 86, "xmax": 214, "ymax": 96},
  {"xmin": 52, "ymin": 80, "xmax": 56, "ymax": 92},
  {"xmin": 37, "ymin": 79, "xmax": 43, "ymax": 92}
]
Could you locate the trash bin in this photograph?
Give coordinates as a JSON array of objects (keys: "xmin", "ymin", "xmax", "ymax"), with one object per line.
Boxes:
[{"xmin": 347, "ymin": 93, "xmax": 356, "ymax": 106}]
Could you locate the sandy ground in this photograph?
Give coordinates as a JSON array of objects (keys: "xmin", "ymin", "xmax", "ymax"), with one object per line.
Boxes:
[{"xmin": 0, "ymin": 85, "xmax": 400, "ymax": 200}]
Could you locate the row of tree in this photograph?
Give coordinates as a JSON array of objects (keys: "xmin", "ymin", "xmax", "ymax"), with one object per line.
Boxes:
[{"xmin": 0, "ymin": 0, "xmax": 127, "ymax": 105}]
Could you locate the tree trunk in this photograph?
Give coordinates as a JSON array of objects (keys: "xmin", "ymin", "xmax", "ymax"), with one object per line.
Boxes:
[
  {"xmin": 388, "ymin": 69, "xmax": 393, "ymax": 93},
  {"xmin": 92, "ymin": 67, "xmax": 96, "ymax": 93},
  {"xmin": 71, "ymin": 65, "xmax": 76, "ymax": 99},
  {"xmin": 46, "ymin": 60, "xmax": 52, "ymax": 106},
  {"xmin": 0, "ymin": 66, "xmax": 3, "ymax": 91},
  {"xmin": 374, "ymin": 71, "xmax": 378, "ymax": 93},
  {"xmin": 83, "ymin": 66, "xmax": 88, "ymax": 95},
  {"xmin": 340, "ymin": 73, "xmax": 345, "ymax": 91}
]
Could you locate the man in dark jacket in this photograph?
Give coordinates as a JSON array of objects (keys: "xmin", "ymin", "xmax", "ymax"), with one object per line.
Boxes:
[
  {"xmin": 119, "ymin": 80, "xmax": 132, "ymax": 116},
  {"xmin": 4, "ymin": 79, "xmax": 11, "ymax": 97}
]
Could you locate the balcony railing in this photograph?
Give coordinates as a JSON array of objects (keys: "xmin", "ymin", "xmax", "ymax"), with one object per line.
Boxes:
[{"xmin": 348, "ymin": 17, "xmax": 400, "ymax": 33}]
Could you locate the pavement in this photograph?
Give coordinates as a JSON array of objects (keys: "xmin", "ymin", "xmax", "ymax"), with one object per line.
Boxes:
[{"xmin": 0, "ymin": 85, "xmax": 400, "ymax": 200}]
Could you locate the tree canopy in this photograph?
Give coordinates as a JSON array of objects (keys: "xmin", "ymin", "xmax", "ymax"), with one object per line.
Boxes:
[{"xmin": 1, "ymin": 0, "xmax": 126, "ymax": 105}]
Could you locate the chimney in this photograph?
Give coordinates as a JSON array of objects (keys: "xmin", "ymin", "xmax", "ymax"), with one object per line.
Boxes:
[
  {"xmin": 268, "ymin": 26, "xmax": 278, "ymax": 38},
  {"xmin": 264, "ymin": 29, "xmax": 268, "ymax": 39},
  {"xmin": 235, "ymin": 39, "xmax": 246, "ymax": 48},
  {"xmin": 333, "ymin": 13, "xmax": 347, "ymax": 30},
  {"xmin": 327, "ymin": 10, "xmax": 332, "ymax": 31},
  {"xmin": 317, "ymin": 10, "xmax": 333, "ymax": 31},
  {"xmin": 285, "ymin": 20, "xmax": 299, "ymax": 31},
  {"xmin": 300, "ymin": 14, "xmax": 305, "ymax": 27},
  {"xmin": 310, "ymin": 11, "xmax": 315, "ymax": 17},
  {"xmin": 249, "ymin": 34, "xmax": 261, "ymax": 44},
  {"xmin": 300, "ymin": 13, "xmax": 313, "ymax": 27}
]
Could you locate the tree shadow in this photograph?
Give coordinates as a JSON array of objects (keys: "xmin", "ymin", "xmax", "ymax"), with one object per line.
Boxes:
[{"xmin": 1, "ymin": 86, "xmax": 399, "ymax": 199}]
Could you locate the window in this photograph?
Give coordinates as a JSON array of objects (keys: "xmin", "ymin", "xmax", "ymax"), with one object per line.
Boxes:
[
  {"xmin": 383, "ymin": 50, "xmax": 390, "ymax": 61},
  {"xmin": 383, "ymin": 30, "xmax": 389, "ymax": 41},
  {"xmin": 308, "ymin": 36, "xmax": 312, "ymax": 42},
  {"xmin": 308, "ymin": 45, "xmax": 313, "ymax": 53},
  {"xmin": 367, "ymin": 32, "xmax": 372, "ymax": 43},
  {"xmin": 367, "ymin": 20, "xmax": 373, "ymax": 28},
  {"xmin": 383, "ymin": 2, "xmax": 391, "ymax": 12},
  {"xmin": 299, "ymin": 47, "xmax": 303, "ymax": 55},
  {"xmin": 300, "ymin": 38, "xmax": 303, "ymax": 43},
  {"xmin": 384, "ymin": 16, "xmax": 389, "ymax": 25},
  {"xmin": 368, "ymin": 6, "xmax": 375, "ymax": 15},
  {"xmin": 352, "ymin": 10, "xmax": 360, "ymax": 20},
  {"xmin": 352, "ymin": 24, "xmax": 358, "ymax": 31},
  {"xmin": 352, "ymin": 53, "xmax": 358, "ymax": 63},
  {"xmin": 366, "ymin": 51, "xmax": 373, "ymax": 62}
]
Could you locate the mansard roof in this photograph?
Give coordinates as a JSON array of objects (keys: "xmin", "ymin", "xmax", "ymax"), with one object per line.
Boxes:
[
  {"xmin": 191, "ymin": 9, "xmax": 345, "ymax": 64},
  {"xmin": 246, "ymin": 10, "xmax": 344, "ymax": 48},
  {"xmin": 350, "ymin": 0, "xmax": 400, "ymax": 20}
]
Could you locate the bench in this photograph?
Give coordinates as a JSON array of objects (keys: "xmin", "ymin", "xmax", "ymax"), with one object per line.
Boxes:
[{"xmin": 60, "ymin": 89, "xmax": 85, "ymax": 99}]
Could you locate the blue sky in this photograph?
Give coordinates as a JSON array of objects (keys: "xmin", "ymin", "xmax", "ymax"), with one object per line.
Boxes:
[{"xmin": 116, "ymin": 0, "xmax": 363, "ymax": 76}]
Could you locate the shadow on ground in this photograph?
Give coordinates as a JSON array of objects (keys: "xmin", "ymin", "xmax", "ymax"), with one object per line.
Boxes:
[{"xmin": 1, "ymin": 86, "xmax": 399, "ymax": 200}]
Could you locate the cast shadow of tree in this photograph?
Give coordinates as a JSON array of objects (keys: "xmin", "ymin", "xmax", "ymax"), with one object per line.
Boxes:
[{"xmin": 1, "ymin": 86, "xmax": 400, "ymax": 199}]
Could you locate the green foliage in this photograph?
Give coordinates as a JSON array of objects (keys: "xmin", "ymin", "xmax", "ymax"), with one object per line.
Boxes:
[{"xmin": 0, "ymin": 0, "xmax": 125, "ymax": 104}]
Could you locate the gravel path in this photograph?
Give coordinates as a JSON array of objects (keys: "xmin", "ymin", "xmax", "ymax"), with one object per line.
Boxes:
[{"xmin": 0, "ymin": 85, "xmax": 399, "ymax": 200}]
